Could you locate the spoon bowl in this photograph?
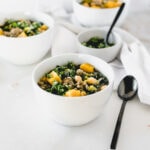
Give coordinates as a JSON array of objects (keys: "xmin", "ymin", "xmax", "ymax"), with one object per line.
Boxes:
[
  {"xmin": 110, "ymin": 75, "xmax": 138, "ymax": 149},
  {"xmin": 118, "ymin": 75, "xmax": 138, "ymax": 100}
]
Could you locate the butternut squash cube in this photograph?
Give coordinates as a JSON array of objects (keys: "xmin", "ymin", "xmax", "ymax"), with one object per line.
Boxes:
[
  {"xmin": 47, "ymin": 71, "xmax": 62, "ymax": 85},
  {"xmin": 80, "ymin": 63, "xmax": 94, "ymax": 73},
  {"xmin": 65, "ymin": 89, "xmax": 81, "ymax": 97}
]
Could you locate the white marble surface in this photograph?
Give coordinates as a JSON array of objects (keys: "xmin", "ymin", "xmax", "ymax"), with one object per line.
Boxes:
[{"xmin": 0, "ymin": 1, "xmax": 150, "ymax": 150}]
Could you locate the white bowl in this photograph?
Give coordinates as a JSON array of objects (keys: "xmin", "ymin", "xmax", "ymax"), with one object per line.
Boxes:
[
  {"xmin": 77, "ymin": 28, "xmax": 122, "ymax": 62},
  {"xmin": 73, "ymin": 0, "xmax": 130, "ymax": 27},
  {"xmin": 0, "ymin": 11, "xmax": 54, "ymax": 65},
  {"xmin": 32, "ymin": 53, "xmax": 114, "ymax": 126}
]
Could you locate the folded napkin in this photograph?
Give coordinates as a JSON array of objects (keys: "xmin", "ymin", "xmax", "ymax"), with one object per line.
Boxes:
[
  {"xmin": 120, "ymin": 42, "xmax": 150, "ymax": 105},
  {"xmin": 51, "ymin": 23, "xmax": 150, "ymax": 105}
]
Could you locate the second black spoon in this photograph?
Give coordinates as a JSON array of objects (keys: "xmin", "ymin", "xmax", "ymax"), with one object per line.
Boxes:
[{"xmin": 106, "ymin": 2, "xmax": 125, "ymax": 45}]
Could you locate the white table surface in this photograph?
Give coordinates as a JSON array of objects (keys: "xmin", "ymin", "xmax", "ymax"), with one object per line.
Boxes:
[
  {"xmin": 0, "ymin": 2, "xmax": 150, "ymax": 150},
  {"xmin": 0, "ymin": 57, "xmax": 150, "ymax": 150}
]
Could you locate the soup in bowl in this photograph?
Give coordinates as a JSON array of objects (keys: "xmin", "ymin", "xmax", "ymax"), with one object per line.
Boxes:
[
  {"xmin": 0, "ymin": 11, "xmax": 54, "ymax": 65},
  {"xmin": 73, "ymin": 0, "xmax": 130, "ymax": 27},
  {"xmin": 32, "ymin": 53, "xmax": 114, "ymax": 126}
]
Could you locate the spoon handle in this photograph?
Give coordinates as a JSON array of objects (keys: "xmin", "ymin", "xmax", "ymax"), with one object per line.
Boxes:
[
  {"xmin": 110, "ymin": 100, "xmax": 127, "ymax": 149},
  {"xmin": 106, "ymin": 2, "xmax": 125, "ymax": 45}
]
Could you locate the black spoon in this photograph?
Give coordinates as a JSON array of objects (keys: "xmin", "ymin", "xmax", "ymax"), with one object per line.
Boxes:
[
  {"xmin": 110, "ymin": 75, "xmax": 138, "ymax": 149},
  {"xmin": 106, "ymin": 2, "xmax": 125, "ymax": 45}
]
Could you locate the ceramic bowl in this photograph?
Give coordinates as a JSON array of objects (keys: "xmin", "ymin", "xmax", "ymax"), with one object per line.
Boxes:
[
  {"xmin": 76, "ymin": 28, "xmax": 122, "ymax": 62},
  {"xmin": 0, "ymin": 11, "xmax": 54, "ymax": 65},
  {"xmin": 73, "ymin": 0, "xmax": 130, "ymax": 27},
  {"xmin": 32, "ymin": 53, "xmax": 114, "ymax": 126}
]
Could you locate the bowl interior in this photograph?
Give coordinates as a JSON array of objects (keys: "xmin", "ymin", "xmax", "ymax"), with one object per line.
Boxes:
[
  {"xmin": 74, "ymin": 0, "xmax": 122, "ymax": 11},
  {"xmin": 33, "ymin": 53, "xmax": 114, "ymax": 94},
  {"xmin": 78, "ymin": 29, "xmax": 116, "ymax": 48},
  {"xmin": 0, "ymin": 11, "xmax": 54, "ymax": 32},
  {"xmin": 74, "ymin": 0, "xmax": 129, "ymax": 10}
]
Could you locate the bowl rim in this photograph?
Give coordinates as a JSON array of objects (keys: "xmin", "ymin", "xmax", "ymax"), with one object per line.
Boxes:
[
  {"xmin": 73, "ymin": 0, "xmax": 124, "ymax": 11},
  {"xmin": 32, "ymin": 53, "xmax": 114, "ymax": 100},
  {"xmin": 77, "ymin": 28, "xmax": 122, "ymax": 51},
  {"xmin": 0, "ymin": 11, "xmax": 54, "ymax": 40}
]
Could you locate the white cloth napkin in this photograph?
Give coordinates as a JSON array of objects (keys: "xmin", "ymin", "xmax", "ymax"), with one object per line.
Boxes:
[
  {"xmin": 51, "ymin": 23, "xmax": 150, "ymax": 105},
  {"xmin": 120, "ymin": 42, "xmax": 150, "ymax": 105}
]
